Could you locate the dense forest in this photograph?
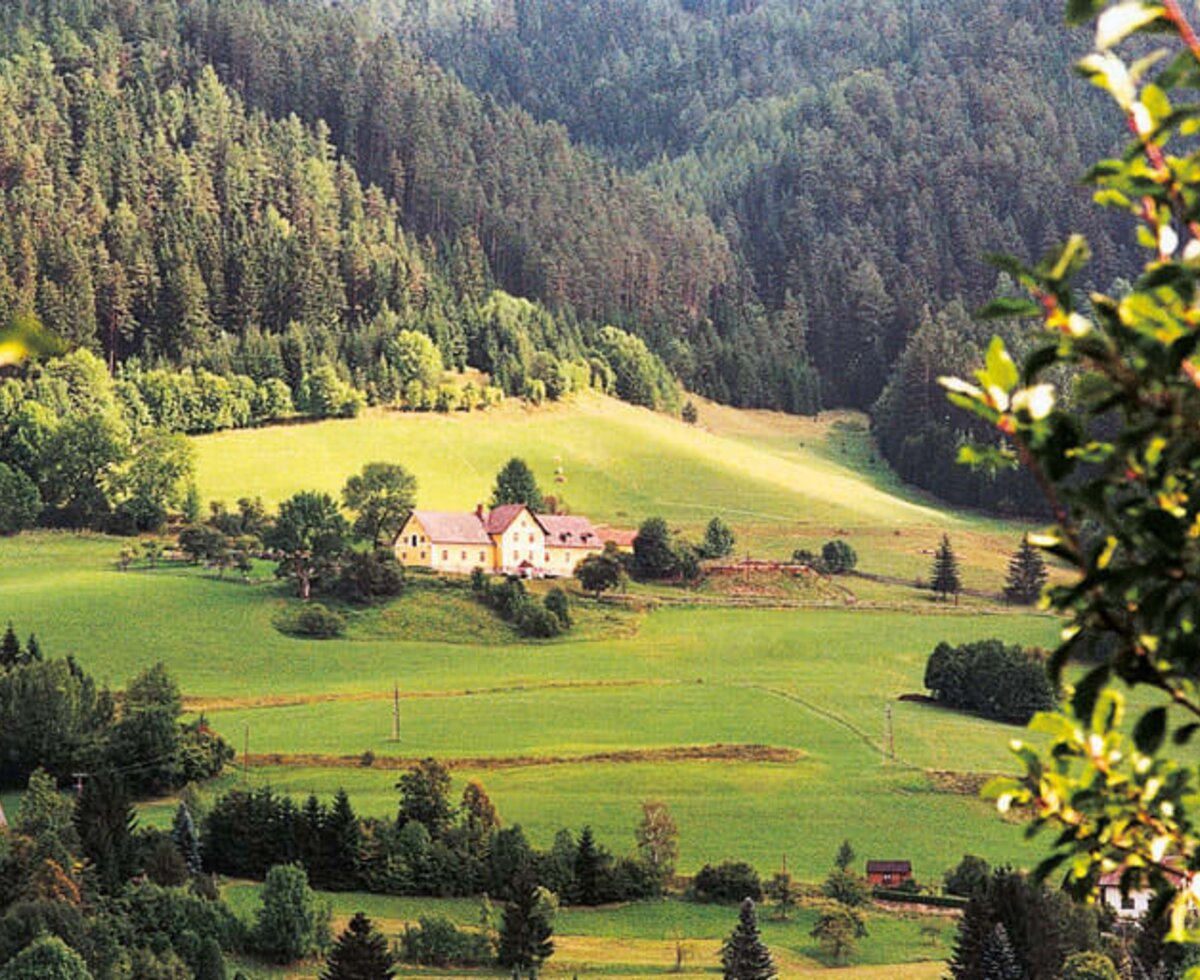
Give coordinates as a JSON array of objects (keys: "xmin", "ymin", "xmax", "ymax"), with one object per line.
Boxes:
[{"xmin": 0, "ymin": 0, "xmax": 1132, "ymax": 512}]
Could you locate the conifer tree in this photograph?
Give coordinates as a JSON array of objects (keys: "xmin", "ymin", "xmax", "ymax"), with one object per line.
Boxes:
[
  {"xmin": 323, "ymin": 790, "xmax": 362, "ymax": 891},
  {"xmin": 171, "ymin": 802, "xmax": 203, "ymax": 876},
  {"xmin": 574, "ymin": 825, "xmax": 602, "ymax": 905},
  {"xmin": 1003, "ymin": 536, "xmax": 1047, "ymax": 606},
  {"xmin": 74, "ymin": 771, "xmax": 138, "ymax": 895},
  {"xmin": 720, "ymin": 898, "xmax": 776, "ymax": 980},
  {"xmin": 320, "ymin": 911, "xmax": 395, "ymax": 980},
  {"xmin": 931, "ymin": 535, "xmax": 961, "ymax": 603},
  {"xmin": 195, "ymin": 937, "xmax": 227, "ymax": 980},
  {"xmin": 498, "ymin": 873, "xmax": 555, "ymax": 979},
  {"xmin": 979, "ymin": 923, "xmax": 1022, "ymax": 980},
  {"xmin": 24, "ymin": 633, "xmax": 41, "ymax": 664},
  {"xmin": 835, "ymin": 839, "xmax": 856, "ymax": 872},
  {"xmin": 1, "ymin": 622, "xmax": 20, "ymax": 669},
  {"xmin": 490, "ymin": 458, "xmax": 545, "ymax": 512}
]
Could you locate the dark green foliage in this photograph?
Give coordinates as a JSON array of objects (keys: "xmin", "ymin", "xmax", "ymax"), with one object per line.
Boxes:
[
  {"xmin": 947, "ymin": 868, "xmax": 1101, "ymax": 980},
  {"xmin": 632, "ymin": 517, "xmax": 679, "ymax": 580},
  {"xmin": 944, "ymin": 855, "xmax": 991, "ymax": 899},
  {"xmin": 396, "ymin": 759, "xmax": 454, "ymax": 842},
  {"xmin": 74, "ymin": 772, "xmax": 138, "ymax": 895},
  {"xmin": 820, "ymin": 540, "xmax": 857, "ymax": 574},
  {"xmin": 693, "ymin": 862, "xmax": 763, "ymax": 904},
  {"xmin": 720, "ymin": 898, "xmax": 776, "ymax": 980},
  {"xmin": 700, "ymin": 518, "xmax": 736, "ymax": 560},
  {"xmin": 252, "ymin": 864, "xmax": 331, "ymax": 964},
  {"xmin": 930, "ymin": 535, "xmax": 961, "ymax": 602},
  {"xmin": 497, "ymin": 874, "xmax": 555, "ymax": 978},
  {"xmin": 0, "ymin": 624, "xmax": 19, "ymax": 670},
  {"xmin": 322, "ymin": 912, "xmax": 395, "ymax": 980},
  {"xmin": 924, "ymin": 639, "xmax": 1057, "ymax": 724},
  {"xmin": 490, "ymin": 459, "xmax": 544, "ymax": 512},
  {"xmin": 280, "ymin": 604, "xmax": 346, "ymax": 639},
  {"xmin": 179, "ymin": 526, "xmax": 228, "ymax": 566},
  {"xmin": 398, "ymin": 916, "xmax": 491, "ymax": 968},
  {"xmin": 979, "ymin": 924, "xmax": 1022, "ymax": 980},
  {"xmin": 143, "ymin": 832, "xmax": 189, "ymax": 887},
  {"xmin": 543, "ymin": 588, "xmax": 571, "ymax": 628},
  {"xmin": 821, "ymin": 870, "xmax": 872, "ymax": 908},
  {"xmin": 0, "ymin": 465, "xmax": 40, "ymax": 536},
  {"xmin": 575, "ymin": 550, "xmax": 624, "ymax": 598},
  {"xmin": 810, "ymin": 904, "xmax": 866, "ymax": 965},
  {"xmin": 682, "ymin": 401, "xmax": 698, "ymax": 425},
  {"xmin": 266, "ymin": 492, "xmax": 349, "ymax": 601},
  {"xmin": 1004, "ymin": 536, "xmax": 1048, "ymax": 606},
  {"xmin": 594, "ymin": 327, "xmax": 680, "ymax": 412},
  {"xmin": 196, "ymin": 938, "xmax": 227, "ymax": 980},
  {"xmin": 573, "ymin": 826, "xmax": 606, "ymax": 906},
  {"xmin": 342, "ymin": 464, "xmax": 418, "ymax": 547},
  {"xmin": 834, "ymin": 839, "xmax": 855, "ymax": 872},
  {"xmin": 513, "ymin": 601, "xmax": 562, "ymax": 639}
]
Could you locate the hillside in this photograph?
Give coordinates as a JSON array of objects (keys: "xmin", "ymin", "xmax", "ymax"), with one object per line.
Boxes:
[{"xmin": 193, "ymin": 392, "xmax": 1025, "ymax": 589}]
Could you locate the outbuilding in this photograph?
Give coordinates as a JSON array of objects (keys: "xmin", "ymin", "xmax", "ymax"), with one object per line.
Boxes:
[{"xmin": 866, "ymin": 860, "xmax": 913, "ymax": 888}]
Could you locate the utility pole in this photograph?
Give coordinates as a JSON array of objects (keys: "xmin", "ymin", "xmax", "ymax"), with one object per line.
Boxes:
[
  {"xmin": 882, "ymin": 702, "xmax": 895, "ymax": 764},
  {"xmin": 391, "ymin": 682, "xmax": 401, "ymax": 743}
]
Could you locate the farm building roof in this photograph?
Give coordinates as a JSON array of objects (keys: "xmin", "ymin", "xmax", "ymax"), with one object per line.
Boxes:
[
  {"xmin": 538, "ymin": 515, "xmax": 599, "ymax": 548},
  {"xmin": 484, "ymin": 504, "xmax": 528, "ymax": 534},
  {"xmin": 866, "ymin": 860, "xmax": 912, "ymax": 874},
  {"xmin": 1098, "ymin": 858, "xmax": 1185, "ymax": 888},
  {"xmin": 595, "ymin": 526, "xmax": 637, "ymax": 548},
  {"xmin": 409, "ymin": 510, "xmax": 492, "ymax": 545}
]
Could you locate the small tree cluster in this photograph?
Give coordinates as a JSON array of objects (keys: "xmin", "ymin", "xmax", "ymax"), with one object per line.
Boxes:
[
  {"xmin": 473, "ymin": 575, "xmax": 571, "ymax": 638},
  {"xmin": 791, "ymin": 539, "xmax": 857, "ymax": 574},
  {"xmin": 924, "ymin": 639, "xmax": 1057, "ymax": 724}
]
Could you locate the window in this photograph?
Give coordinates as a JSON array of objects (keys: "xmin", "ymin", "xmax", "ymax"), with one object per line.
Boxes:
[
  {"xmin": 420, "ymin": 551, "xmax": 426, "ymax": 560},
  {"xmin": 480, "ymin": 552, "xmax": 486, "ymax": 563},
  {"xmin": 411, "ymin": 534, "xmax": 418, "ymax": 547},
  {"xmin": 529, "ymin": 533, "xmax": 535, "ymax": 543},
  {"xmin": 401, "ymin": 551, "xmax": 408, "ymax": 561},
  {"xmin": 442, "ymin": 550, "xmax": 449, "ymax": 561},
  {"xmin": 461, "ymin": 551, "xmax": 467, "ymax": 561}
]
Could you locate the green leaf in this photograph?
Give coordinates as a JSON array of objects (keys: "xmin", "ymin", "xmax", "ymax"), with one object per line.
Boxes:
[
  {"xmin": 985, "ymin": 336, "xmax": 1020, "ymax": 392},
  {"xmin": 976, "ymin": 297, "xmax": 1043, "ymax": 320},
  {"xmin": 1065, "ymin": 0, "xmax": 1106, "ymax": 26},
  {"xmin": 1134, "ymin": 706, "xmax": 1168, "ymax": 753},
  {"xmin": 1073, "ymin": 666, "xmax": 1111, "ymax": 724},
  {"xmin": 1173, "ymin": 722, "xmax": 1200, "ymax": 745}
]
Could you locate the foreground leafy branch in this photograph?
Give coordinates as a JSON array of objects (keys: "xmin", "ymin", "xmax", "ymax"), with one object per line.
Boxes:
[{"xmin": 944, "ymin": 0, "xmax": 1200, "ymax": 942}]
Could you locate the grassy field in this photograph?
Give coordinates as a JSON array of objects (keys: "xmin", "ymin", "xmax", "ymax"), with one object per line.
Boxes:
[
  {"xmin": 2, "ymin": 396, "xmax": 1072, "ymax": 972},
  {"xmin": 192, "ymin": 394, "xmax": 1031, "ymax": 590},
  {"xmin": 219, "ymin": 883, "xmax": 957, "ymax": 978}
]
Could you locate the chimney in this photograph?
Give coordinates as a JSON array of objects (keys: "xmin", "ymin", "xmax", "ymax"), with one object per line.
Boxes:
[{"xmin": 475, "ymin": 503, "xmax": 485, "ymax": 521}]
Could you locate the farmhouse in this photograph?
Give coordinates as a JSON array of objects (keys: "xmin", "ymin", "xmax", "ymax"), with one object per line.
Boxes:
[
  {"xmin": 1098, "ymin": 862, "xmax": 1186, "ymax": 919},
  {"xmin": 866, "ymin": 860, "xmax": 913, "ymax": 888},
  {"xmin": 393, "ymin": 504, "xmax": 607, "ymax": 576}
]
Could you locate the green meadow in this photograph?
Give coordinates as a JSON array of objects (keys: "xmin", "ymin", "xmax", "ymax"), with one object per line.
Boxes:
[{"xmin": 1, "ymin": 395, "xmax": 1073, "ymax": 971}]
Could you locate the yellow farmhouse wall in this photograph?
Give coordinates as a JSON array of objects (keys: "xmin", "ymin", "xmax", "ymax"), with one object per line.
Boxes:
[{"xmin": 394, "ymin": 515, "xmax": 493, "ymax": 575}]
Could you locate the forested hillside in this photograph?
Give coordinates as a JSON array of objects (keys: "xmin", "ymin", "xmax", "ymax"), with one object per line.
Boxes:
[{"xmin": 0, "ymin": 0, "xmax": 1129, "ymax": 512}]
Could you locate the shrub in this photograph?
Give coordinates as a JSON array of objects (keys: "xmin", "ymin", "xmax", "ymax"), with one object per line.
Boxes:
[
  {"xmin": 692, "ymin": 862, "xmax": 763, "ymax": 903},
  {"xmin": 253, "ymin": 864, "xmax": 331, "ymax": 964},
  {"xmin": 335, "ymin": 550, "xmax": 405, "ymax": 604},
  {"xmin": 1060, "ymin": 951, "xmax": 1119, "ymax": 980},
  {"xmin": 821, "ymin": 870, "xmax": 872, "ymax": 907},
  {"xmin": 820, "ymin": 539, "xmax": 857, "ymax": 574},
  {"xmin": 399, "ymin": 916, "xmax": 493, "ymax": 967},
  {"xmin": 280, "ymin": 604, "xmax": 346, "ymax": 639},
  {"xmin": 944, "ymin": 855, "xmax": 990, "ymax": 899},
  {"xmin": 792, "ymin": 548, "xmax": 828, "ymax": 574},
  {"xmin": 0, "ymin": 464, "xmax": 43, "ymax": 536},
  {"xmin": 514, "ymin": 601, "xmax": 562, "ymax": 639},
  {"xmin": 544, "ymin": 588, "xmax": 571, "ymax": 628},
  {"xmin": 924, "ymin": 639, "xmax": 1057, "ymax": 724}
]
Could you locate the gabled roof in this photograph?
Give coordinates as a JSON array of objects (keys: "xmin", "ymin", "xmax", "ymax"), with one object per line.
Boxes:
[
  {"xmin": 866, "ymin": 860, "xmax": 912, "ymax": 874},
  {"xmin": 538, "ymin": 514, "xmax": 600, "ymax": 548},
  {"xmin": 407, "ymin": 510, "xmax": 491, "ymax": 545},
  {"xmin": 1099, "ymin": 857, "xmax": 1185, "ymax": 888},
  {"xmin": 485, "ymin": 504, "xmax": 530, "ymax": 535},
  {"xmin": 595, "ymin": 526, "xmax": 638, "ymax": 548}
]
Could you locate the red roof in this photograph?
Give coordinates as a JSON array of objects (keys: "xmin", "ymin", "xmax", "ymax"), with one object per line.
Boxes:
[
  {"xmin": 1099, "ymin": 858, "xmax": 1186, "ymax": 887},
  {"xmin": 538, "ymin": 515, "xmax": 600, "ymax": 548},
  {"xmin": 408, "ymin": 511, "xmax": 491, "ymax": 545},
  {"xmin": 484, "ymin": 504, "xmax": 529, "ymax": 534},
  {"xmin": 866, "ymin": 861, "xmax": 912, "ymax": 874},
  {"xmin": 595, "ymin": 526, "xmax": 637, "ymax": 547}
]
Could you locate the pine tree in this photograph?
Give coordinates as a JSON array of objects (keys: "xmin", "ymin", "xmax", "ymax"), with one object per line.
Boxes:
[
  {"xmin": 574, "ymin": 825, "xmax": 602, "ymax": 905},
  {"xmin": 498, "ymin": 873, "xmax": 555, "ymax": 979},
  {"xmin": 490, "ymin": 458, "xmax": 545, "ymax": 512},
  {"xmin": 24, "ymin": 633, "xmax": 41, "ymax": 664},
  {"xmin": 320, "ymin": 911, "xmax": 395, "ymax": 980},
  {"xmin": 74, "ymin": 771, "xmax": 138, "ymax": 895},
  {"xmin": 1004, "ymin": 536, "xmax": 1047, "ymax": 606},
  {"xmin": 835, "ymin": 839, "xmax": 856, "ymax": 872},
  {"xmin": 979, "ymin": 923, "xmax": 1022, "ymax": 980},
  {"xmin": 171, "ymin": 802, "xmax": 203, "ymax": 876},
  {"xmin": 931, "ymin": 535, "xmax": 962, "ymax": 603},
  {"xmin": 1, "ymin": 622, "xmax": 20, "ymax": 669},
  {"xmin": 323, "ymin": 790, "xmax": 362, "ymax": 891},
  {"xmin": 720, "ymin": 898, "xmax": 776, "ymax": 980}
]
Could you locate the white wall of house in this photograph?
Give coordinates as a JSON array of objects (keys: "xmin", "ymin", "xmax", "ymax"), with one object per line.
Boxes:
[
  {"xmin": 1101, "ymin": 884, "xmax": 1154, "ymax": 919},
  {"xmin": 495, "ymin": 510, "xmax": 546, "ymax": 572}
]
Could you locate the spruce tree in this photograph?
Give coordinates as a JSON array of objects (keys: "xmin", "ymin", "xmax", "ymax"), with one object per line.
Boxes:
[
  {"xmin": 931, "ymin": 534, "xmax": 962, "ymax": 603},
  {"xmin": 1003, "ymin": 536, "xmax": 1047, "ymax": 606},
  {"xmin": 74, "ymin": 771, "xmax": 138, "ymax": 895},
  {"xmin": 320, "ymin": 911, "xmax": 395, "ymax": 980},
  {"xmin": 1, "ymin": 622, "xmax": 20, "ymax": 669},
  {"xmin": 490, "ymin": 458, "xmax": 545, "ymax": 512},
  {"xmin": 498, "ymin": 873, "xmax": 555, "ymax": 979},
  {"xmin": 835, "ymin": 839, "xmax": 856, "ymax": 872},
  {"xmin": 720, "ymin": 898, "xmax": 776, "ymax": 980},
  {"xmin": 323, "ymin": 790, "xmax": 362, "ymax": 891},
  {"xmin": 574, "ymin": 825, "xmax": 602, "ymax": 905},
  {"xmin": 979, "ymin": 923, "xmax": 1022, "ymax": 980},
  {"xmin": 171, "ymin": 802, "xmax": 203, "ymax": 876},
  {"xmin": 24, "ymin": 633, "xmax": 41, "ymax": 664}
]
